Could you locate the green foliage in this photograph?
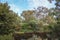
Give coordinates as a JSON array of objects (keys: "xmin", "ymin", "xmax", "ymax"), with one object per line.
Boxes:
[
  {"xmin": 20, "ymin": 23, "xmax": 33, "ymax": 32},
  {"xmin": 0, "ymin": 3, "xmax": 21, "ymax": 35},
  {"xmin": 0, "ymin": 2, "xmax": 60, "ymax": 39},
  {"xmin": 28, "ymin": 20, "xmax": 38, "ymax": 31},
  {"xmin": 0, "ymin": 34, "xmax": 13, "ymax": 40},
  {"xmin": 21, "ymin": 10, "xmax": 35, "ymax": 22}
]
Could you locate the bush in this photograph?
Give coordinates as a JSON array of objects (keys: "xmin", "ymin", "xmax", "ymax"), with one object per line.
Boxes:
[{"xmin": 0, "ymin": 34, "xmax": 13, "ymax": 40}]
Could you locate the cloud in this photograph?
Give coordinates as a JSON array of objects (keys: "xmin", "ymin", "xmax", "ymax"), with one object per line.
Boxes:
[
  {"xmin": 9, "ymin": 4, "xmax": 23, "ymax": 14},
  {"xmin": 1, "ymin": 0, "xmax": 23, "ymax": 15},
  {"xmin": 1, "ymin": 0, "xmax": 14, "ymax": 3},
  {"xmin": 27, "ymin": 0, "xmax": 56, "ymax": 9}
]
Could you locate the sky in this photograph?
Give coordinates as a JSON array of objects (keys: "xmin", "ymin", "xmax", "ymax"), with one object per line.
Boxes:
[{"xmin": 0, "ymin": 0, "xmax": 56, "ymax": 15}]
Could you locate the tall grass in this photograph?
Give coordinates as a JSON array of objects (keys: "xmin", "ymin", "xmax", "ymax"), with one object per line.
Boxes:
[{"xmin": 0, "ymin": 34, "xmax": 14, "ymax": 40}]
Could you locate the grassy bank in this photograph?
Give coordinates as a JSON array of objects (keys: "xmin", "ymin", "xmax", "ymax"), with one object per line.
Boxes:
[{"xmin": 0, "ymin": 34, "xmax": 14, "ymax": 40}]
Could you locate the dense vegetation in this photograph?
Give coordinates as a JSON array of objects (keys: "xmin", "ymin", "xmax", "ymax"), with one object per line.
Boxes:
[
  {"xmin": 0, "ymin": 3, "xmax": 21, "ymax": 35},
  {"xmin": 0, "ymin": 0, "xmax": 60, "ymax": 40}
]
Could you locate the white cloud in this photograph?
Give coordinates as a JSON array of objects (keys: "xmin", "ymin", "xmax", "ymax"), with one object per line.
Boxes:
[
  {"xmin": 9, "ymin": 4, "xmax": 22, "ymax": 14},
  {"xmin": 1, "ymin": 0, "xmax": 14, "ymax": 3},
  {"xmin": 27, "ymin": 0, "xmax": 56, "ymax": 9}
]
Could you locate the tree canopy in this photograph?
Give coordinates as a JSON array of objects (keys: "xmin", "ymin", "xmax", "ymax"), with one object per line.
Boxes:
[
  {"xmin": 0, "ymin": 1, "xmax": 60, "ymax": 39},
  {"xmin": 0, "ymin": 3, "xmax": 21, "ymax": 35}
]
